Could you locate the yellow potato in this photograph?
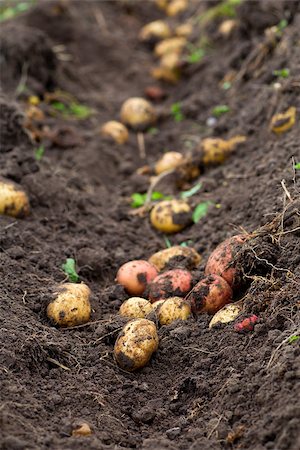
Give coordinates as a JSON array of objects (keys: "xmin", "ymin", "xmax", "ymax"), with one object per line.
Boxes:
[
  {"xmin": 155, "ymin": 151, "xmax": 184, "ymax": 175},
  {"xmin": 154, "ymin": 37, "xmax": 187, "ymax": 57},
  {"xmin": 270, "ymin": 107, "xmax": 296, "ymax": 135},
  {"xmin": 152, "ymin": 299, "xmax": 165, "ymax": 312},
  {"xmin": 120, "ymin": 98, "xmax": 156, "ymax": 130},
  {"xmin": 209, "ymin": 303, "xmax": 242, "ymax": 329},
  {"xmin": 218, "ymin": 19, "xmax": 238, "ymax": 37},
  {"xmin": 201, "ymin": 136, "xmax": 246, "ymax": 165},
  {"xmin": 0, "ymin": 178, "xmax": 30, "ymax": 218},
  {"xmin": 175, "ymin": 23, "xmax": 193, "ymax": 37},
  {"xmin": 72, "ymin": 422, "xmax": 93, "ymax": 437},
  {"xmin": 151, "ymin": 66, "xmax": 180, "ymax": 84},
  {"xmin": 166, "ymin": 0, "xmax": 188, "ymax": 16},
  {"xmin": 47, "ymin": 283, "xmax": 91, "ymax": 327},
  {"xmin": 139, "ymin": 20, "xmax": 171, "ymax": 42},
  {"xmin": 160, "ymin": 51, "xmax": 181, "ymax": 70},
  {"xmin": 101, "ymin": 121, "xmax": 129, "ymax": 144},
  {"xmin": 158, "ymin": 297, "xmax": 191, "ymax": 325},
  {"xmin": 149, "ymin": 245, "xmax": 201, "ymax": 271},
  {"xmin": 150, "ymin": 199, "xmax": 191, "ymax": 233},
  {"xmin": 119, "ymin": 297, "xmax": 153, "ymax": 319},
  {"xmin": 114, "ymin": 319, "xmax": 159, "ymax": 371},
  {"xmin": 155, "ymin": 0, "xmax": 169, "ymax": 10}
]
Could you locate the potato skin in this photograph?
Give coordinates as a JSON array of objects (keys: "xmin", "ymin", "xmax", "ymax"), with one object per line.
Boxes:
[
  {"xmin": 101, "ymin": 121, "xmax": 129, "ymax": 144},
  {"xmin": 187, "ymin": 275, "xmax": 232, "ymax": 315},
  {"xmin": 149, "ymin": 245, "xmax": 201, "ymax": 271},
  {"xmin": 150, "ymin": 200, "xmax": 191, "ymax": 234},
  {"xmin": 120, "ymin": 98, "xmax": 156, "ymax": 131},
  {"xmin": 209, "ymin": 303, "xmax": 242, "ymax": 329},
  {"xmin": 158, "ymin": 296, "xmax": 191, "ymax": 325},
  {"xmin": 114, "ymin": 319, "xmax": 159, "ymax": 371},
  {"xmin": 47, "ymin": 283, "xmax": 91, "ymax": 327},
  {"xmin": 148, "ymin": 269, "xmax": 192, "ymax": 303},
  {"xmin": 116, "ymin": 260, "xmax": 158, "ymax": 296},
  {"xmin": 0, "ymin": 178, "xmax": 30, "ymax": 218},
  {"xmin": 205, "ymin": 235, "xmax": 247, "ymax": 288},
  {"xmin": 119, "ymin": 297, "xmax": 153, "ymax": 319},
  {"xmin": 154, "ymin": 151, "xmax": 184, "ymax": 175}
]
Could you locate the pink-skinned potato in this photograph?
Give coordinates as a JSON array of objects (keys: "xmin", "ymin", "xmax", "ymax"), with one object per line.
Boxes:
[
  {"xmin": 148, "ymin": 268, "xmax": 192, "ymax": 303},
  {"xmin": 116, "ymin": 260, "xmax": 158, "ymax": 296},
  {"xmin": 186, "ymin": 274, "xmax": 232, "ymax": 315}
]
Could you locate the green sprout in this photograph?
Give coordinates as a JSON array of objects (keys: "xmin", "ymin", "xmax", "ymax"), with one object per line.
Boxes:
[
  {"xmin": 34, "ymin": 145, "xmax": 45, "ymax": 161},
  {"xmin": 187, "ymin": 47, "xmax": 205, "ymax": 64},
  {"xmin": 51, "ymin": 101, "xmax": 92, "ymax": 120},
  {"xmin": 192, "ymin": 201, "xmax": 211, "ymax": 223},
  {"xmin": 273, "ymin": 68, "xmax": 290, "ymax": 79},
  {"xmin": 164, "ymin": 236, "xmax": 172, "ymax": 248},
  {"xmin": 131, "ymin": 191, "xmax": 171, "ymax": 208},
  {"xmin": 212, "ymin": 104, "xmax": 230, "ymax": 117},
  {"xmin": 171, "ymin": 102, "xmax": 185, "ymax": 123},
  {"xmin": 294, "ymin": 163, "xmax": 300, "ymax": 170},
  {"xmin": 62, "ymin": 258, "xmax": 79, "ymax": 283},
  {"xmin": 0, "ymin": 1, "xmax": 35, "ymax": 22},
  {"xmin": 288, "ymin": 335, "xmax": 299, "ymax": 344},
  {"xmin": 276, "ymin": 19, "xmax": 288, "ymax": 34},
  {"xmin": 222, "ymin": 81, "xmax": 232, "ymax": 90},
  {"xmin": 180, "ymin": 183, "xmax": 202, "ymax": 199},
  {"xmin": 199, "ymin": 0, "xmax": 243, "ymax": 26}
]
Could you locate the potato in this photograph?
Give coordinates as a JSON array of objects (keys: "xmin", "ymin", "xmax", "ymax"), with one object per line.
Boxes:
[
  {"xmin": 209, "ymin": 303, "xmax": 242, "ymax": 328},
  {"xmin": 152, "ymin": 299, "xmax": 165, "ymax": 312},
  {"xmin": 187, "ymin": 275, "xmax": 232, "ymax": 315},
  {"xmin": 218, "ymin": 19, "xmax": 238, "ymax": 37},
  {"xmin": 149, "ymin": 245, "xmax": 201, "ymax": 271},
  {"xmin": 205, "ymin": 234, "xmax": 247, "ymax": 288},
  {"xmin": 166, "ymin": 0, "xmax": 188, "ymax": 16},
  {"xmin": 72, "ymin": 421, "xmax": 93, "ymax": 437},
  {"xmin": 270, "ymin": 106, "xmax": 296, "ymax": 134},
  {"xmin": 139, "ymin": 20, "xmax": 171, "ymax": 42},
  {"xmin": 150, "ymin": 199, "xmax": 191, "ymax": 233},
  {"xmin": 101, "ymin": 121, "xmax": 129, "ymax": 144},
  {"xmin": 119, "ymin": 297, "xmax": 153, "ymax": 319},
  {"xmin": 120, "ymin": 98, "xmax": 156, "ymax": 131},
  {"xmin": 201, "ymin": 136, "xmax": 246, "ymax": 165},
  {"xmin": 151, "ymin": 66, "xmax": 180, "ymax": 84},
  {"xmin": 114, "ymin": 319, "xmax": 159, "ymax": 371},
  {"xmin": 175, "ymin": 23, "xmax": 193, "ymax": 37},
  {"xmin": 47, "ymin": 283, "xmax": 91, "ymax": 327},
  {"xmin": 148, "ymin": 268, "xmax": 192, "ymax": 302},
  {"xmin": 154, "ymin": 37, "xmax": 187, "ymax": 57},
  {"xmin": 158, "ymin": 296, "xmax": 191, "ymax": 325},
  {"xmin": 160, "ymin": 51, "xmax": 181, "ymax": 70},
  {"xmin": 155, "ymin": 0, "xmax": 169, "ymax": 11},
  {"xmin": 0, "ymin": 178, "xmax": 30, "ymax": 218},
  {"xmin": 116, "ymin": 260, "xmax": 158, "ymax": 295},
  {"xmin": 154, "ymin": 151, "xmax": 184, "ymax": 175}
]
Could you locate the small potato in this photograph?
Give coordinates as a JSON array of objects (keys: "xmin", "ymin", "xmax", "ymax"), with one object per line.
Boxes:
[
  {"xmin": 47, "ymin": 283, "xmax": 91, "ymax": 327},
  {"xmin": 139, "ymin": 20, "xmax": 171, "ymax": 42},
  {"xmin": 158, "ymin": 296, "xmax": 191, "ymax": 325},
  {"xmin": 101, "ymin": 121, "xmax": 129, "ymax": 144},
  {"xmin": 209, "ymin": 303, "xmax": 242, "ymax": 328},
  {"xmin": 151, "ymin": 66, "xmax": 180, "ymax": 84},
  {"xmin": 175, "ymin": 23, "xmax": 193, "ymax": 37},
  {"xmin": 148, "ymin": 269, "xmax": 192, "ymax": 302},
  {"xmin": 150, "ymin": 199, "xmax": 191, "ymax": 234},
  {"xmin": 160, "ymin": 51, "xmax": 181, "ymax": 70},
  {"xmin": 205, "ymin": 234, "xmax": 247, "ymax": 288},
  {"xmin": 154, "ymin": 37, "xmax": 187, "ymax": 57},
  {"xmin": 119, "ymin": 297, "xmax": 153, "ymax": 319},
  {"xmin": 72, "ymin": 421, "xmax": 93, "ymax": 437},
  {"xmin": 120, "ymin": 98, "xmax": 156, "ymax": 131},
  {"xmin": 116, "ymin": 260, "xmax": 158, "ymax": 296},
  {"xmin": 149, "ymin": 245, "xmax": 201, "ymax": 271},
  {"xmin": 155, "ymin": 151, "xmax": 184, "ymax": 175},
  {"xmin": 187, "ymin": 275, "xmax": 232, "ymax": 315},
  {"xmin": 114, "ymin": 319, "xmax": 159, "ymax": 371},
  {"xmin": 218, "ymin": 19, "xmax": 238, "ymax": 37},
  {"xmin": 152, "ymin": 299, "xmax": 165, "ymax": 312},
  {"xmin": 166, "ymin": 0, "xmax": 188, "ymax": 16},
  {"xmin": 0, "ymin": 178, "xmax": 30, "ymax": 218},
  {"xmin": 201, "ymin": 136, "xmax": 246, "ymax": 165}
]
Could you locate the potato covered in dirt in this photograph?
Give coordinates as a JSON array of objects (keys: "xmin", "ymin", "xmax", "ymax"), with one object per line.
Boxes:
[
  {"xmin": 120, "ymin": 97, "xmax": 156, "ymax": 131},
  {"xmin": 205, "ymin": 234, "xmax": 247, "ymax": 288},
  {"xmin": 187, "ymin": 274, "xmax": 232, "ymax": 315},
  {"xmin": 116, "ymin": 260, "xmax": 158, "ymax": 295},
  {"xmin": 201, "ymin": 136, "xmax": 246, "ymax": 165},
  {"xmin": 149, "ymin": 245, "xmax": 201, "ymax": 271},
  {"xmin": 158, "ymin": 296, "xmax": 191, "ymax": 325},
  {"xmin": 119, "ymin": 297, "xmax": 153, "ymax": 319},
  {"xmin": 139, "ymin": 20, "xmax": 171, "ymax": 43},
  {"xmin": 209, "ymin": 303, "xmax": 242, "ymax": 329},
  {"xmin": 148, "ymin": 268, "xmax": 192, "ymax": 302},
  {"xmin": 101, "ymin": 120, "xmax": 129, "ymax": 144},
  {"xmin": 0, "ymin": 178, "xmax": 30, "ymax": 218},
  {"xmin": 155, "ymin": 151, "xmax": 184, "ymax": 175},
  {"xmin": 114, "ymin": 319, "xmax": 159, "ymax": 371},
  {"xmin": 150, "ymin": 199, "xmax": 192, "ymax": 233},
  {"xmin": 47, "ymin": 282, "xmax": 91, "ymax": 327}
]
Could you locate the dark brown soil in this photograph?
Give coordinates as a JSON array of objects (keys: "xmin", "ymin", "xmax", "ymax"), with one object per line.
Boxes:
[{"xmin": 1, "ymin": 1, "xmax": 300, "ymax": 449}]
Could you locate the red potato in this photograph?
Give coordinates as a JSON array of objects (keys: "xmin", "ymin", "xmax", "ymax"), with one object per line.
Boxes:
[
  {"xmin": 205, "ymin": 235, "xmax": 247, "ymax": 288},
  {"xmin": 186, "ymin": 274, "xmax": 232, "ymax": 315},
  {"xmin": 116, "ymin": 260, "xmax": 158, "ymax": 296},
  {"xmin": 148, "ymin": 269, "xmax": 192, "ymax": 303}
]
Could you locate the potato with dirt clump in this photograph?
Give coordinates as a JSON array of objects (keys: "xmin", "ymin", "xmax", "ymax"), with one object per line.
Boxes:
[
  {"xmin": 155, "ymin": 151, "xmax": 184, "ymax": 175},
  {"xmin": 119, "ymin": 297, "xmax": 153, "ymax": 319},
  {"xmin": 158, "ymin": 296, "xmax": 191, "ymax": 325},
  {"xmin": 200, "ymin": 136, "xmax": 247, "ymax": 165},
  {"xmin": 150, "ymin": 199, "xmax": 191, "ymax": 233},
  {"xmin": 149, "ymin": 245, "xmax": 201, "ymax": 271},
  {"xmin": 120, "ymin": 98, "xmax": 156, "ymax": 131},
  {"xmin": 209, "ymin": 303, "xmax": 242, "ymax": 328},
  {"xmin": 0, "ymin": 178, "xmax": 30, "ymax": 218},
  {"xmin": 47, "ymin": 283, "xmax": 91, "ymax": 327},
  {"xmin": 116, "ymin": 260, "xmax": 158, "ymax": 296},
  {"xmin": 187, "ymin": 275, "xmax": 232, "ymax": 315},
  {"xmin": 101, "ymin": 121, "xmax": 129, "ymax": 144},
  {"xmin": 139, "ymin": 20, "xmax": 171, "ymax": 43},
  {"xmin": 114, "ymin": 319, "xmax": 159, "ymax": 371},
  {"xmin": 148, "ymin": 268, "xmax": 192, "ymax": 302}
]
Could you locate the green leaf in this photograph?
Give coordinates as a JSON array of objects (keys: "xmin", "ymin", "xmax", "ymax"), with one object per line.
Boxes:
[
  {"xmin": 181, "ymin": 183, "xmax": 202, "ymax": 199},
  {"xmin": 222, "ymin": 81, "xmax": 232, "ymax": 90},
  {"xmin": 273, "ymin": 68, "xmax": 290, "ymax": 79},
  {"xmin": 62, "ymin": 258, "xmax": 79, "ymax": 283},
  {"xmin": 180, "ymin": 240, "xmax": 194, "ymax": 247},
  {"xmin": 164, "ymin": 236, "xmax": 172, "ymax": 248},
  {"xmin": 288, "ymin": 335, "xmax": 299, "ymax": 344},
  {"xmin": 187, "ymin": 48, "xmax": 205, "ymax": 64},
  {"xmin": 131, "ymin": 193, "xmax": 147, "ymax": 208},
  {"xmin": 212, "ymin": 105, "xmax": 230, "ymax": 117},
  {"xmin": 171, "ymin": 102, "xmax": 185, "ymax": 122},
  {"xmin": 294, "ymin": 163, "xmax": 300, "ymax": 170},
  {"xmin": 276, "ymin": 19, "xmax": 288, "ymax": 32},
  {"xmin": 192, "ymin": 201, "xmax": 211, "ymax": 223},
  {"xmin": 34, "ymin": 145, "xmax": 45, "ymax": 161},
  {"xmin": 69, "ymin": 102, "xmax": 92, "ymax": 119},
  {"xmin": 147, "ymin": 127, "xmax": 159, "ymax": 135}
]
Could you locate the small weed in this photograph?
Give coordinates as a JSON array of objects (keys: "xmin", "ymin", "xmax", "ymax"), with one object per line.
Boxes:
[
  {"xmin": 199, "ymin": 0, "xmax": 242, "ymax": 26},
  {"xmin": 180, "ymin": 183, "xmax": 202, "ymax": 199},
  {"xmin": 51, "ymin": 100, "xmax": 92, "ymax": 119},
  {"xmin": 222, "ymin": 81, "xmax": 232, "ymax": 90},
  {"xmin": 276, "ymin": 19, "xmax": 288, "ymax": 34},
  {"xmin": 62, "ymin": 258, "xmax": 79, "ymax": 283},
  {"xmin": 180, "ymin": 240, "xmax": 194, "ymax": 247},
  {"xmin": 171, "ymin": 102, "xmax": 185, "ymax": 122},
  {"xmin": 273, "ymin": 68, "xmax": 290, "ymax": 79},
  {"xmin": 192, "ymin": 201, "xmax": 211, "ymax": 223},
  {"xmin": 164, "ymin": 236, "xmax": 172, "ymax": 248},
  {"xmin": 0, "ymin": 1, "xmax": 35, "ymax": 22},
  {"xmin": 187, "ymin": 47, "xmax": 205, "ymax": 64},
  {"xmin": 34, "ymin": 145, "xmax": 45, "ymax": 161},
  {"xmin": 294, "ymin": 163, "xmax": 300, "ymax": 170},
  {"xmin": 131, "ymin": 191, "xmax": 171, "ymax": 208},
  {"xmin": 288, "ymin": 335, "xmax": 299, "ymax": 344},
  {"xmin": 212, "ymin": 104, "xmax": 230, "ymax": 117}
]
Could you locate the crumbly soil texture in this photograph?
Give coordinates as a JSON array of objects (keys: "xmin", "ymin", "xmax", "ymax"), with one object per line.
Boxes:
[{"xmin": 1, "ymin": 1, "xmax": 300, "ymax": 449}]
